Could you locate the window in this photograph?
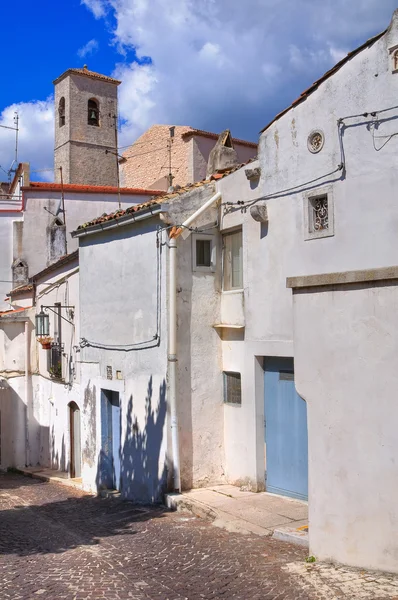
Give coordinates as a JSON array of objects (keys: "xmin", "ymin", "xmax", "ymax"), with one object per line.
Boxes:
[
  {"xmin": 393, "ymin": 48, "xmax": 398, "ymax": 72},
  {"xmin": 304, "ymin": 188, "xmax": 334, "ymax": 240},
  {"xmin": 223, "ymin": 229, "xmax": 243, "ymax": 290},
  {"xmin": 223, "ymin": 372, "xmax": 241, "ymax": 405},
  {"xmin": 48, "ymin": 342, "xmax": 63, "ymax": 380},
  {"xmin": 88, "ymin": 98, "xmax": 99, "ymax": 126},
  {"xmin": 58, "ymin": 97, "xmax": 65, "ymax": 127},
  {"xmin": 192, "ymin": 234, "xmax": 215, "ymax": 272},
  {"xmin": 309, "ymin": 194, "xmax": 328, "ymax": 233},
  {"xmin": 196, "ymin": 239, "xmax": 211, "ymax": 267}
]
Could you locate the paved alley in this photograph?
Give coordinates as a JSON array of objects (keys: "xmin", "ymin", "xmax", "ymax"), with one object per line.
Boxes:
[{"xmin": 1, "ymin": 473, "xmax": 398, "ymax": 600}]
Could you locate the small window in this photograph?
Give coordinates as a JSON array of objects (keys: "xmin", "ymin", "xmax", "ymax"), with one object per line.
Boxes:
[
  {"xmin": 59, "ymin": 97, "xmax": 65, "ymax": 127},
  {"xmin": 304, "ymin": 188, "xmax": 334, "ymax": 240},
  {"xmin": 88, "ymin": 98, "xmax": 99, "ymax": 126},
  {"xmin": 309, "ymin": 194, "xmax": 328, "ymax": 233},
  {"xmin": 192, "ymin": 234, "xmax": 215, "ymax": 272},
  {"xmin": 223, "ymin": 229, "xmax": 243, "ymax": 290},
  {"xmin": 48, "ymin": 343, "xmax": 63, "ymax": 380},
  {"xmin": 393, "ymin": 49, "xmax": 398, "ymax": 72},
  {"xmin": 223, "ymin": 372, "xmax": 241, "ymax": 405},
  {"xmin": 196, "ymin": 239, "xmax": 211, "ymax": 267}
]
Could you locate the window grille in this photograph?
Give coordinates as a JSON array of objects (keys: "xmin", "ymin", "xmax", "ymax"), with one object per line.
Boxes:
[
  {"xmin": 309, "ymin": 195, "xmax": 328, "ymax": 233},
  {"xmin": 223, "ymin": 371, "xmax": 242, "ymax": 405},
  {"xmin": 48, "ymin": 343, "xmax": 63, "ymax": 380}
]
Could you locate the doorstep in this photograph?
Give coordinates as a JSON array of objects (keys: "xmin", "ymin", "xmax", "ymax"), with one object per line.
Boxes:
[
  {"xmin": 14, "ymin": 466, "xmax": 84, "ymax": 491},
  {"xmin": 166, "ymin": 484, "xmax": 308, "ymax": 545}
]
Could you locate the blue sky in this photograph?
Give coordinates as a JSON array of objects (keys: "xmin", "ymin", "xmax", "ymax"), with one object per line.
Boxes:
[{"xmin": 0, "ymin": 0, "xmax": 396, "ymax": 180}]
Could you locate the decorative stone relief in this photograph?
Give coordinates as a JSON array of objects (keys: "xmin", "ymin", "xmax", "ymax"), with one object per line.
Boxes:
[
  {"xmin": 307, "ymin": 130, "xmax": 324, "ymax": 154},
  {"xmin": 303, "ymin": 187, "xmax": 334, "ymax": 241},
  {"xmin": 250, "ymin": 204, "xmax": 268, "ymax": 223},
  {"xmin": 310, "ymin": 195, "xmax": 328, "ymax": 232},
  {"xmin": 245, "ymin": 167, "xmax": 261, "ymax": 181}
]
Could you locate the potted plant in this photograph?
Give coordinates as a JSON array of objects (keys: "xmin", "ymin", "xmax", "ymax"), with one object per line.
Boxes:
[{"xmin": 38, "ymin": 336, "xmax": 53, "ymax": 350}]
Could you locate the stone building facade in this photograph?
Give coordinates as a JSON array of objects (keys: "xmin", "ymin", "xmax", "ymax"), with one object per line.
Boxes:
[
  {"xmin": 120, "ymin": 125, "xmax": 257, "ymax": 190},
  {"xmin": 53, "ymin": 67, "xmax": 121, "ymax": 187}
]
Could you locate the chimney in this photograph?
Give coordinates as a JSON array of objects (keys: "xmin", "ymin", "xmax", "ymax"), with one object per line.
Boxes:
[{"xmin": 206, "ymin": 130, "xmax": 238, "ymax": 178}]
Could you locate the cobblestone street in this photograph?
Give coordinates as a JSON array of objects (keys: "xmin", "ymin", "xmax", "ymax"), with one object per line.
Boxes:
[{"xmin": 1, "ymin": 473, "xmax": 398, "ymax": 600}]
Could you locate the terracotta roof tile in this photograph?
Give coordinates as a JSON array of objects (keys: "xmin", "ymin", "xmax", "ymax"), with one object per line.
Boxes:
[
  {"xmin": 0, "ymin": 306, "xmax": 32, "ymax": 317},
  {"xmin": 260, "ymin": 29, "xmax": 386, "ymax": 133},
  {"xmin": 76, "ymin": 159, "xmax": 255, "ymax": 231},
  {"xmin": 8, "ymin": 284, "xmax": 33, "ymax": 297},
  {"xmin": 53, "ymin": 67, "xmax": 121, "ymax": 86},
  {"xmin": 182, "ymin": 128, "xmax": 257, "ymax": 148},
  {"xmin": 23, "ymin": 182, "xmax": 165, "ymax": 196}
]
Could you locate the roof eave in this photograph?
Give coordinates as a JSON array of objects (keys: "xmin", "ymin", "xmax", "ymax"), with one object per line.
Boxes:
[
  {"xmin": 72, "ymin": 205, "xmax": 163, "ymax": 238},
  {"xmin": 53, "ymin": 70, "xmax": 121, "ymax": 86}
]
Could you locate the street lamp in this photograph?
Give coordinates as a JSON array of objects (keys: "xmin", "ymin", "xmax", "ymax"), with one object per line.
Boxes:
[{"xmin": 35, "ymin": 308, "xmax": 50, "ymax": 337}]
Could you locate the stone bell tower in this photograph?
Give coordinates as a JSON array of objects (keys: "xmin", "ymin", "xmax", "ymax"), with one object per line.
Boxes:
[{"xmin": 53, "ymin": 65, "xmax": 121, "ymax": 186}]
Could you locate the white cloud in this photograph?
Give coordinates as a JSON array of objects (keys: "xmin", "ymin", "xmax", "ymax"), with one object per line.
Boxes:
[
  {"xmin": 0, "ymin": 99, "xmax": 54, "ymax": 182},
  {"xmin": 77, "ymin": 39, "xmax": 99, "ymax": 58},
  {"xmin": 102, "ymin": 0, "xmax": 397, "ymax": 146},
  {"xmin": 0, "ymin": 0, "xmax": 396, "ymax": 178},
  {"xmin": 80, "ymin": 0, "xmax": 106, "ymax": 19}
]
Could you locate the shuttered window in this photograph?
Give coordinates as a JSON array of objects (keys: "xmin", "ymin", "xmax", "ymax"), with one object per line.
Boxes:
[{"xmin": 223, "ymin": 371, "xmax": 242, "ymax": 405}]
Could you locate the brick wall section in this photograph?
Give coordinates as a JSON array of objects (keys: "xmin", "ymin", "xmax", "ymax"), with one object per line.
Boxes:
[
  {"xmin": 120, "ymin": 125, "xmax": 194, "ymax": 190},
  {"xmin": 120, "ymin": 125, "xmax": 258, "ymax": 190}
]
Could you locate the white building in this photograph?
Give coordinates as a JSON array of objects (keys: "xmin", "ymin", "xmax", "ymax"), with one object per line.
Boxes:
[{"xmin": 71, "ymin": 10, "xmax": 398, "ymax": 573}]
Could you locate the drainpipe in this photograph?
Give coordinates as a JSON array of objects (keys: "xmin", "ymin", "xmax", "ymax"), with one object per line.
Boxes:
[
  {"xmin": 167, "ymin": 190, "xmax": 221, "ymax": 493},
  {"xmin": 168, "ymin": 236, "xmax": 180, "ymax": 492},
  {"xmin": 24, "ymin": 320, "xmax": 29, "ymax": 466}
]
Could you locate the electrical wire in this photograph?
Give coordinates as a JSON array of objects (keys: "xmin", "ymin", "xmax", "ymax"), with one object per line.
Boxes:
[
  {"xmin": 121, "ymin": 145, "xmax": 167, "ymax": 161},
  {"xmin": 79, "ymin": 228, "xmax": 163, "ymax": 351}
]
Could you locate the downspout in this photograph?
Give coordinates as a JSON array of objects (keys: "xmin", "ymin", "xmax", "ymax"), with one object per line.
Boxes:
[
  {"xmin": 168, "ymin": 190, "xmax": 221, "ymax": 493},
  {"xmin": 24, "ymin": 320, "xmax": 29, "ymax": 466}
]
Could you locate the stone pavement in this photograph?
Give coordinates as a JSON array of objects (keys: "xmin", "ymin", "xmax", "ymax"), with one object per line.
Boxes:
[
  {"xmin": 0, "ymin": 473, "xmax": 398, "ymax": 600},
  {"xmin": 166, "ymin": 484, "xmax": 308, "ymax": 543}
]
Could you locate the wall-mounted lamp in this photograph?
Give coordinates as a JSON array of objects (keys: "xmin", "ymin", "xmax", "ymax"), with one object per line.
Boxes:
[
  {"xmin": 34, "ymin": 304, "xmax": 74, "ymax": 338},
  {"xmin": 35, "ymin": 309, "xmax": 50, "ymax": 337}
]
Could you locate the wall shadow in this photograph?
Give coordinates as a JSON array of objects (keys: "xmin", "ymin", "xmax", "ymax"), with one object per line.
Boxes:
[
  {"xmin": 96, "ymin": 376, "xmax": 168, "ymax": 504},
  {"xmin": 0, "ymin": 473, "xmax": 166, "ymax": 557}
]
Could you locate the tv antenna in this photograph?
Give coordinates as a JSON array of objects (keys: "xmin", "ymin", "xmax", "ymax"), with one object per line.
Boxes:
[{"xmin": 0, "ymin": 112, "xmax": 19, "ymax": 181}]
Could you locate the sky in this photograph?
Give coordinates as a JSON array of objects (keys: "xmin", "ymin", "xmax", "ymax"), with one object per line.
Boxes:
[{"xmin": 0, "ymin": 0, "xmax": 396, "ymax": 181}]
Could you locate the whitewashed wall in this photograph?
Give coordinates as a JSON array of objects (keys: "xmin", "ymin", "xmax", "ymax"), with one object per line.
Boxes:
[
  {"xmin": 78, "ymin": 216, "xmax": 168, "ymax": 502},
  {"xmin": 257, "ymin": 12, "xmax": 398, "ymax": 572}
]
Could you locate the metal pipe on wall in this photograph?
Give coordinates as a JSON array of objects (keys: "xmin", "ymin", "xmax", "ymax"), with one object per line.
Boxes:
[
  {"xmin": 167, "ymin": 190, "xmax": 221, "ymax": 493},
  {"xmin": 24, "ymin": 320, "xmax": 29, "ymax": 466},
  {"xmin": 168, "ymin": 236, "xmax": 181, "ymax": 492}
]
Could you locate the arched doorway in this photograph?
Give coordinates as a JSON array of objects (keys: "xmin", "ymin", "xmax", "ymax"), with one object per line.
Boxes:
[{"xmin": 69, "ymin": 402, "xmax": 81, "ymax": 478}]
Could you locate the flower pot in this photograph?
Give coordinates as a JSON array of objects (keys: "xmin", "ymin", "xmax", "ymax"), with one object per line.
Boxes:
[{"xmin": 41, "ymin": 342, "xmax": 51, "ymax": 350}]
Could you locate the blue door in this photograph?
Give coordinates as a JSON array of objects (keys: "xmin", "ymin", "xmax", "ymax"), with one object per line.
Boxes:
[
  {"xmin": 264, "ymin": 357, "xmax": 308, "ymax": 501},
  {"xmin": 100, "ymin": 390, "xmax": 121, "ymax": 491}
]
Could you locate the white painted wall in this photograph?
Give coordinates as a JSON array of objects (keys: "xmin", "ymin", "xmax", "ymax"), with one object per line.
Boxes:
[
  {"xmin": 78, "ymin": 217, "xmax": 168, "ymax": 502},
  {"xmin": 21, "ymin": 189, "xmax": 154, "ymax": 278},
  {"xmin": 252, "ymin": 13, "xmax": 398, "ymax": 572},
  {"xmin": 0, "ymin": 260, "xmax": 82, "ymax": 475},
  {"xmin": 292, "ymin": 280, "xmax": 398, "ymax": 573},
  {"xmin": 0, "ymin": 209, "xmax": 23, "ymax": 309},
  {"xmin": 166, "ymin": 185, "xmax": 225, "ymax": 488}
]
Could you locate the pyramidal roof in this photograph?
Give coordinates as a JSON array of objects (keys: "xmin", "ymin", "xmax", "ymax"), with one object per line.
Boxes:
[{"xmin": 53, "ymin": 65, "xmax": 121, "ymax": 86}]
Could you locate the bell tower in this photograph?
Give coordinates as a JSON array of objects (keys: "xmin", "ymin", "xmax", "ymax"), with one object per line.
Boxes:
[{"xmin": 53, "ymin": 65, "xmax": 121, "ymax": 186}]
